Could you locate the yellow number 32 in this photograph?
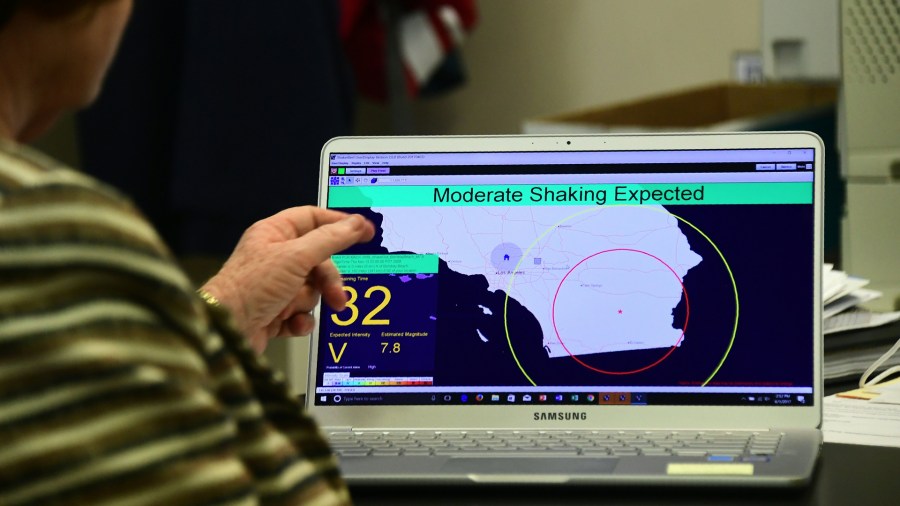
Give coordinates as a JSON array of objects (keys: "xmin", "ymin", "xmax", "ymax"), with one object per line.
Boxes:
[{"xmin": 330, "ymin": 285, "xmax": 391, "ymax": 326}]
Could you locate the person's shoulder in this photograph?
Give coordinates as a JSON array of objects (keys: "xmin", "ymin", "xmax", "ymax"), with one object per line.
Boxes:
[
  {"xmin": 0, "ymin": 139, "xmax": 138, "ymax": 210},
  {"xmin": 0, "ymin": 139, "xmax": 125, "ymax": 196},
  {"xmin": 1, "ymin": 139, "xmax": 93, "ymax": 187},
  {"xmin": 0, "ymin": 138, "xmax": 166, "ymax": 246}
]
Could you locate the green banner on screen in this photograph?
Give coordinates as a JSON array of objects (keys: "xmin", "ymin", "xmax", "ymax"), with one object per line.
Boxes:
[{"xmin": 328, "ymin": 182, "xmax": 812, "ymax": 208}]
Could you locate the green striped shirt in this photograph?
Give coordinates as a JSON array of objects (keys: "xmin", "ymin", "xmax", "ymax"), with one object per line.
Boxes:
[{"xmin": 0, "ymin": 140, "xmax": 351, "ymax": 505}]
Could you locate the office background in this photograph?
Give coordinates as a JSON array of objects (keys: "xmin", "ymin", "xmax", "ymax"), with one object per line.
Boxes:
[
  {"xmin": 354, "ymin": 0, "xmax": 761, "ymax": 135},
  {"xmin": 31, "ymin": 0, "xmax": 899, "ymax": 393},
  {"xmin": 29, "ymin": 0, "xmax": 766, "ymax": 377},
  {"xmin": 36, "ymin": 0, "xmax": 762, "ymax": 162}
]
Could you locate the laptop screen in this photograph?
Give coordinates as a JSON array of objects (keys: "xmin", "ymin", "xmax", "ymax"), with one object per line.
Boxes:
[{"xmin": 313, "ymin": 145, "xmax": 817, "ymax": 409}]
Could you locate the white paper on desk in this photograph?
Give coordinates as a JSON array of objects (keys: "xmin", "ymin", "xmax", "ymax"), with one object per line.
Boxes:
[
  {"xmin": 823, "ymin": 395, "xmax": 900, "ymax": 448},
  {"xmin": 823, "ymin": 288, "xmax": 883, "ymax": 319},
  {"xmin": 824, "ymin": 309, "xmax": 900, "ymax": 334},
  {"xmin": 867, "ymin": 381, "xmax": 900, "ymax": 405},
  {"xmin": 824, "ymin": 275, "xmax": 870, "ymax": 305},
  {"xmin": 866, "ymin": 379, "xmax": 900, "ymax": 393},
  {"xmin": 870, "ymin": 390, "xmax": 900, "ymax": 405},
  {"xmin": 823, "ymin": 269, "xmax": 849, "ymax": 303}
]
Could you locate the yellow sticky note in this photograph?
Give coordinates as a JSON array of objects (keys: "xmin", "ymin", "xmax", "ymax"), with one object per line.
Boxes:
[{"xmin": 667, "ymin": 463, "xmax": 754, "ymax": 476}]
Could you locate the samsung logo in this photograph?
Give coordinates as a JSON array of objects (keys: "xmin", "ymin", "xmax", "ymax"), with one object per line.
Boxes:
[{"xmin": 533, "ymin": 412, "xmax": 587, "ymax": 421}]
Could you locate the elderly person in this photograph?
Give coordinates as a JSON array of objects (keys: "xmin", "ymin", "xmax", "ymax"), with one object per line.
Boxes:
[{"xmin": 0, "ymin": 1, "xmax": 373, "ymax": 504}]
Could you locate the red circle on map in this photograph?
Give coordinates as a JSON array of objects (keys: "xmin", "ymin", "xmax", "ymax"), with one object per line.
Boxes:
[{"xmin": 551, "ymin": 248, "xmax": 690, "ymax": 375}]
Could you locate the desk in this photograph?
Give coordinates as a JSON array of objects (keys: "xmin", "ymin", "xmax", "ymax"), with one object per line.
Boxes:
[{"xmin": 349, "ymin": 443, "xmax": 900, "ymax": 505}]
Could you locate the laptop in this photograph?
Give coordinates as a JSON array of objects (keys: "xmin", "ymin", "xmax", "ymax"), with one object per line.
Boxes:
[{"xmin": 307, "ymin": 132, "xmax": 824, "ymax": 487}]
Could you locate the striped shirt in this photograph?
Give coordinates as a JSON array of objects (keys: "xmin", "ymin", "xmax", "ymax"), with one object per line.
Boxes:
[{"xmin": 0, "ymin": 140, "xmax": 351, "ymax": 505}]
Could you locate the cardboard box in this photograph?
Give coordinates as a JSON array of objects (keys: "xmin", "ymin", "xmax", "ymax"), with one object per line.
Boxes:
[{"xmin": 522, "ymin": 82, "xmax": 838, "ymax": 134}]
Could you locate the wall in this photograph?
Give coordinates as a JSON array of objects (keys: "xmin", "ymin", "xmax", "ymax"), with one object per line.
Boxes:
[{"xmin": 356, "ymin": 0, "xmax": 762, "ymax": 136}]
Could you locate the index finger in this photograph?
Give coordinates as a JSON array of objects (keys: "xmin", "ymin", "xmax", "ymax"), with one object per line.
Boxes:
[
  {"xmin": 286, "ymin": 214, "xmax": 375, "ymax": 275},
  {"xmin": 267, "ymin": 206, "xmax": 356, "ymax": 240}
]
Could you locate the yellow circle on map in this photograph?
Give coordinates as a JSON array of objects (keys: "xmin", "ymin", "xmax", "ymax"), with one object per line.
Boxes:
[{"xmin": 502, "ymin": 205, "xmax": 739, "ymax": 387}]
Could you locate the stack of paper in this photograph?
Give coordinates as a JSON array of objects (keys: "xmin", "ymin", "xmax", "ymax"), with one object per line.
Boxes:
[
  {"xmin": 822, "ymin": 264, "xmax": 900, "ymax": 385},
  {"xmin": 823, "ymin": 264, "xmax": 900, "ymax": 334},
  {"xmin": 823, "ymin": 378, "xmax": 900, "ymax": 448}
]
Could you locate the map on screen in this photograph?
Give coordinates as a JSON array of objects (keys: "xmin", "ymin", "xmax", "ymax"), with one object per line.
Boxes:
[{"xmin": 375, "ymin": 205, "xmax": 702, "ymax": 358}]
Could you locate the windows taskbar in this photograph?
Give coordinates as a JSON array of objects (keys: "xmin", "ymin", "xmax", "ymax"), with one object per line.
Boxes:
[{"xmin": 314, "ymin": 391, "xmax": 813, "ymax": 407}]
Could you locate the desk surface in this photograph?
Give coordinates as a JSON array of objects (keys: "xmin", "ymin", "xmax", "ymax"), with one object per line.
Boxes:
[{"xmin": 349, "ymin": 443, "xmax": 900, "ymax": 506}]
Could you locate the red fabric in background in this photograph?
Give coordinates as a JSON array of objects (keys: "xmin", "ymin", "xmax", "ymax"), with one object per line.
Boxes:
[{"xmin": 340, "ymin": 0, "xmax": 478, "ymax": 101}]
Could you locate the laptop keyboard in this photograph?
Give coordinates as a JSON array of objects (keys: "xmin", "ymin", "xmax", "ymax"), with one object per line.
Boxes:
[{"xmin": 328, "ymin": 430, "xmax": 782, "ymax": 460}]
